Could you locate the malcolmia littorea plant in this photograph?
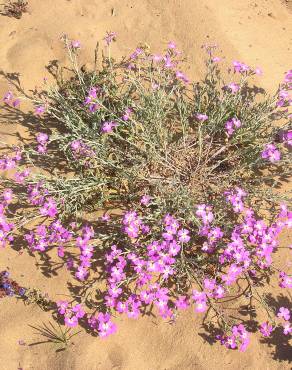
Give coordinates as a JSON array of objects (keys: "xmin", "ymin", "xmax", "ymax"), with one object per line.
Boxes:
[{"xmin": 0, "ymin": 34, "xmax": 291, "ymax": 352}]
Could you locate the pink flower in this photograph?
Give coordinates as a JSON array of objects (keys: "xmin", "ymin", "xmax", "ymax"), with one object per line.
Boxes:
[
  {"xmin": 254, "ymin": 67, "xmax": 263, "ymax": 76},
  {"xmin": 175, "ymin": 295, "xmax": 190, "ymax": 310},
  {"xmin": 140, "ymin": 195, "xmax": 151, "ymax": 206},
  {"xmin": 195, "ymin": 301, "xmax": 208, "ymax": 313},
  {"xmin": 72, "ymin": 304, "xmax": 86, "ymax": 318},
  {"xmin": 104, "ymin": 31, "xmax": 117, "ymax": 46},
  {"xmin": 212, "ymin": 56, "xmax": 221, "ymax": 63},
  {"xmin": 225, "ymin": 118, "xmax": 242, "ymax": 137},
  {"xmin": 277, "ymin": 307, "xmax": 290, "ymax": 321},
  {"xmin": 176, "ymin": 71, "xmax": 189, "ymax": 83},
  {"xmin": 232, "ymin": 61, "xmax": 249, "ymax": 74},
  {"xmin": 101, "ymin": 213, "xmax": 110, "ymax": 222},
  {"xmin": 36, "ymin": 132, "xmax": 49, "ymax": 145},
  {"xmin": 152, "ymin": 54, "xmax": 162, "ymax": 62},
  {"xmin": 261, "ymin": 143, "xmax": 281, "ymax": 163},
  {"xmin": 214, "ymin": 285, "xmax": 225, "ymax": 299},
  {"xmin": 164, "ymin": 55, "xmax": 174, "ymax": 69},
  {"xmin": 283, "ymin": 323, "xmax": 292, "ymax": 335},
  {"xmin": 259, "ymin": 322, "xmax": 274, "ymax": 337},
  {"xmin": 64, "ymin": 315, "xmax": 78, "ymax": 328},
  {"xmin": 57, "ymin": 300, "xmax": 68, "ymax": 315},
  {"xmin": 71, "ymin": 40, "xmax": 81, "ymax": 49},
  {"xmin": 177, "ymin": 228, "xmax": 190, "ymax": 243},
  {"xmin": 3, "ymin": 189, "xmax": 13, "ymax": 203},
  {"xmin": 195, "ymin": 113, "xmax": 208, "ymax": 122},
  {"xmin": 122, "ymin": 108, "xmax": 133, "ymax": 121},
  {"xmin": 75, "ymin": 266, "xmax": 88, "ymax": 281},
  {"xmin": 226, "ymin": 82, "xmax": 240, "ymax": 94},
  {"xmin": 116, "ymin": 301, "xmax": 127, "ymax": 313},
  {"xmin": 35, "ymin": 105, "xmax": 45, "ymax": 116},
  {"xmin": 167, "ymin": 41, "xmax": 176, "ymax": 49},
  {"xmin": 101, "ymin": 121, "xmax": 117, "ymax": 134},
  {"xmin": 130, "ymin": 48, "xmax": 143, "ymax": 60}
]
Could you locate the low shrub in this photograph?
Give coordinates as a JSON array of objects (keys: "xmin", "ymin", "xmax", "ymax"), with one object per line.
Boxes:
[{"xmin": 0, "ymin": 35, "xmax": 291, "ymax": 351}]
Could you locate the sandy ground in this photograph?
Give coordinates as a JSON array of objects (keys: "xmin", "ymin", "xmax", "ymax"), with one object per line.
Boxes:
[{"xmin": 0, "ymin": 0, "xmax": 292, "ymax": 369}]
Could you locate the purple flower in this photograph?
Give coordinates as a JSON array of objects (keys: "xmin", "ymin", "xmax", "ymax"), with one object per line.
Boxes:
[
  {"xmin": 84, "ymin": 87, "xmax": 100, "ymax": 112},
  {"xmin": 101, "ymin": 213, "xmax": 110, "ymax": 222},
  {"xmin": 3, "ymin": 91, "xmax": 13, "ymax": 104},
  {"xmin": 3, "ymin": 91, "xmax": 20, "ymax": 107},
  {"xmin": 279, "ymin": 272, "xmax": 292, "ymax": 289}
]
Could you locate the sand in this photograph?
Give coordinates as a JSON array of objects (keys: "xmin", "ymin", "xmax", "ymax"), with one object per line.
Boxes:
[{"xmin": 0, "ymin": 0, "xmax": 291, "ymax": 369}]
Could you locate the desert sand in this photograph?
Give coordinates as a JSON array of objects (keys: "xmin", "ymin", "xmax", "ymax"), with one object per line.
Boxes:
[{"xmin": 0, "ymin": 0, "xmax": 291, "ymax": 369}]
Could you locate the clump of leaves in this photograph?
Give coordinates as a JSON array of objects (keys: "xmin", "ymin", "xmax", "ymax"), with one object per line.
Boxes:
[
  {"xmin": 30, "ymin": 321, "xmax": 80, "ymax": 350},
  {"xmin": 0, "ymin": 0, "xmax": 28, "ymax": 19}
]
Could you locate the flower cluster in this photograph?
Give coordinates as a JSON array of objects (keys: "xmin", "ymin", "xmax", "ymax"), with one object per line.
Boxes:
[
  {"xmin": 0, "ymin": 191, "xmax": 15, "ymax": 248},
  {"xmin": 276, "ymin": 70, "xmax": 292, "ymax": 107},
  {"xmin": 70, "ymin": 140, "xmax": 96, "ymax": 167},
  {"xmin": 217, "ymin": 324, "xmax": 250, "ymax": 352},
  {"xmin": 36, "ymin": 132, "xmax": 49, "ymax": 154},
  {"xmin": 3, "ymin": 91, "xmax": 20, "ymax": 108},
  {"xmin": 75, "ymin": 226, "xmax": 95, "ymax": 281},
  {"xmin": 0, "ymin": 148, "xmax": 22, "ymax": 171},
  {"xmin": 225, "ymin": 117, "xmax": 242, "ymax": 137},
  {"xmin": 25, "ymin": 220, "xmax": 72, "ymax": 252},
  {"xmin": 27, "ymin": 182, "xmax": 49, "ymax": 206},
  {"xmin": 84, "ymin": 87, "xmax": 101, "ymax": 113},
  {"xmin": 88, "ymin": 312, "xmax": 117, "ymax": 338},
  {"xmin": 57, "ymin": 301, "xmax": 85, "ymax": 327}
]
